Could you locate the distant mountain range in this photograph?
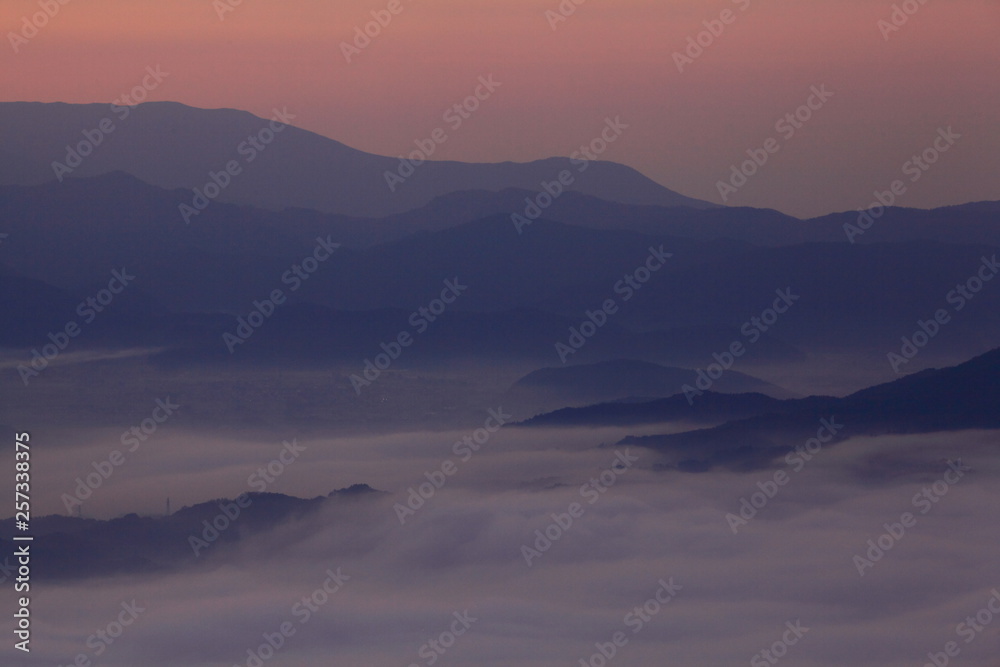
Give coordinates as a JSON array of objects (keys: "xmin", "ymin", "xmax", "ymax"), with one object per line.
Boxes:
[
  {"xmin": 384, "ymin": 188, "xmax": 1000, "ymax": 247},
  {"xmin": 3, "ymin": 100, "xmax": 1000, "ymax": 439},
  {"xmin": 3, "ymin": 170, "xmax": 1000, "ymax": 382},
  {"xmin": 0, "ymin": 101, "xmax": 715, "ymax": 217}
]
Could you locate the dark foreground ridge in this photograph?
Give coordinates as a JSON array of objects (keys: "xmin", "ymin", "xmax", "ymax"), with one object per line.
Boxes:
[
  {"xmin": 517, "ymin": 348, "xmax": 1000, "ymax": 472},
  {"xmin": 0, "ymin": 485, "xmax": 382, "ymax": 581},
  {"xmin": 612, "ymin": 347, "xmax": 1000, "ymax": 471}
]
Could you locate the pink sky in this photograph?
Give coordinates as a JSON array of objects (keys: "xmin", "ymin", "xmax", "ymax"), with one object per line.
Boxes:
[{"xmin": 2, "ymin": 0, "xmax": 998, "ymax": 217}]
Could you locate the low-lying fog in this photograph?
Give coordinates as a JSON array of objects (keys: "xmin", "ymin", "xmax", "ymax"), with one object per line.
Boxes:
[{"xmin": 8, "ymin": 423, "xmax": 999, "ymax": 666}]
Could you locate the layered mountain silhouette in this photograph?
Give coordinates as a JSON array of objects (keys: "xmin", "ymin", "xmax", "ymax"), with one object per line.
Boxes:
[
  {"xmin": 3, "ymin": 173, "xmax": 999, "ymax": 367},
  {"xmin": 594, "ymin": 346, "xmax": 1000, "ymax": 472},
  {"xmin": 3, "ymin": 100, "xmax": 1000, "ymax": 460},
  {"xmin": 0, "ymin": 101, "xmax": 715, "ymax": 217}
]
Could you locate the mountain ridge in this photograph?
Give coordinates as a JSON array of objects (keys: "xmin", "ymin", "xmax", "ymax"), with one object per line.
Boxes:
[{"xmin": 0, "ymin": 100, "xmax": 717, "ymax": 218}]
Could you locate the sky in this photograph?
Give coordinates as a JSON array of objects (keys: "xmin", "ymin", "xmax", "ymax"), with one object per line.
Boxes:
[{"xmin": 2, "ymin": 0, "xmax": 999, "ymax": 215}]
